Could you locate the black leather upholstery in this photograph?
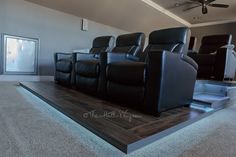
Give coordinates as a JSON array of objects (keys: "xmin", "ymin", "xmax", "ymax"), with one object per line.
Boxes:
[
  {"xmin": 140, "ymin": 27, "xmax": 190, "ymax": 61},
  {"xmin": 90, "ymin": 36, "xmax": 115, "ymax": 54},
  {"xmin": 75, "ymin": 33, "xmax": 145, "ymax": 95},
  {"xmin": 199, "ymin": 35, "xmax": 231, "ymax": 54},
  {"xmin": 106, "ymin": 27, "xmax": 197, "ymax": 115},
  {"xmin": 54, "ymin": 53, "xmax": 76, "ymax": 86},
  {"xmin": 148, "ymin": 27, "xmax": 189, "ymax": 52},
  {"xmin": 106, "ymin": 33, "xmax": 146, "ymax": 65},
  {"xmin": 54, "ymin": 28, "xmax": 198, "ymax": 116},
  {"xmin": 75, "ymin": 36, "xmax": 114, "ymax": 94},
  {"xmin": 75, "ymin": 60, "xmax": 100, "ymax": 94},
  {"xmin": 188, "ymin": 34, "xmax": 235, "ymax": 80},
  {"xmin": 112, "ymin": 33, "xmax": 145, "ymax": 58},
  {"xmin": 107, "ymin": 62, "xmax": 146, "ymax": 86}
]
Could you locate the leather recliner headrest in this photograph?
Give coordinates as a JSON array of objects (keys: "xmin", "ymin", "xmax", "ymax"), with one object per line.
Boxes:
[
  {"xmin": 201, "ymin": 35, "xmax": 232, "ymax": 45},
  {"xmin": 147, "ymin": 27, "xmax": 190, "ymax": 54},
  {"xmin": 92, "ymin": 36, "xmax": 115, "ymax": 48},
  {"xmin": 149, "ymin": 27, "xmax": 189, "ymax": 45},
  {"xmin": 116, "ymin": 33, "xmax": 145, "ymax": 47},
  {"xmin": 199, "ymin": 34, "xmax": 232, "ymax": 54}
]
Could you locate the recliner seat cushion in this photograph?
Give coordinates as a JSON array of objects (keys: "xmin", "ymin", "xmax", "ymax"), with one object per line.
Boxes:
[
  {"xmin": 55, "ymin": 72, "xmax": 71, "ymax": 84},
  {"xmin": 75, "ymin": 60, "xmax": 100, "ymax": 77},
  {"xmin": 107, "ymin": 62, "xmax": 146, "ymax": 86},
  {"xmin": 56, "ymin": 61, "xmax": 72, "ymax": 73}
]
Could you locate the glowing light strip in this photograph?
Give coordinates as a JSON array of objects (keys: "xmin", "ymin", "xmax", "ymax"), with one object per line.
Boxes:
[
  {"xmin": 191, "ymin": 18, "xmax": 236, "ymax": 27},
  {"xmin": 141, "ymin": 0, "xmax": 192, "ymax": 27},
  {"xmin": 191, "ymin": 104, "xmax": 214, "ymax": 112}
]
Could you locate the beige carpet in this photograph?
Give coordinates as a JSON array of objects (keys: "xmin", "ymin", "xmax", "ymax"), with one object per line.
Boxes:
[{"xmin": 0, "ymin": 82, "xmax": 236, "ymax": 157}]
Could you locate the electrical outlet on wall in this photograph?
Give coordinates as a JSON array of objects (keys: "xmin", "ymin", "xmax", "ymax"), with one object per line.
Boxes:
[{"xmin": 82, "ymin": 19, "xmax": 88, "ymax": 31}]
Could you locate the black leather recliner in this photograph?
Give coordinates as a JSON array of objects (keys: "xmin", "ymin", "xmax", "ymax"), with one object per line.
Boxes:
[
  {"xmin": 75, "ymin": 33, "xmax": 145, "ymax": 95},
  {"xmin": 74, "ymin": 36, "xmax": 115, "ymax": 94},
  {"xmin": 99, "ymin": 32, "xmax": 146, "ymax": 95},
  {"xmin": 188, "ymin": 34, "xmax": 236, "ymax": 80},
  {"xmin": 110, "ymin": 33, "xmax": 145, "ymax": 58},
  {"xmin": 54, "ymin": 36, "xmax": 114, "ymax": 87},
  {"xmin": 105, "ymin": 27, "xmax": 198, "ymax": 116}
]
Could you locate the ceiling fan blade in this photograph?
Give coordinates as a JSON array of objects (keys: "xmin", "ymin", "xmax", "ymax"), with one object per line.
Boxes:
[
  {"xmin": 206, "ymin": 0, "xmax": 216, "ymax": 5},
  {"xmin": 183, "ymin": 5, "xmax": 201, "ymax": 11},
  {"xmin": 208, "ymin": 4, "xmax": 229, "ymax": 8},
  {"xmin": 190, "ymin": 0, "xmax": 215, "ymax": 4},
  {"xmin": 170, "ymin": 1, "xmax": 199, "ymax": 9},
  {"xmin": 189, "ymin": 0, "xmax": 203, "ymax": 3}
]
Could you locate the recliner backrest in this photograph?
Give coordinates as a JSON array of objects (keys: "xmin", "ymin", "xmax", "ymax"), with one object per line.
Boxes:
[
  {"xmin": 199, "ymin": 34, "xmax": 232, "ymax": 54},
  {"xmin": 148, "ymin": 27, "xmax": 189, "ymax": 52},
  {"xmin": 112, "ymin": 33, "xmax": 145, "ymax": 57},
  {"xmin": 90, "ymin": 36, "xmax": 115, "ymax": 54},
  {"xmin": 140, "ymin": 27, "xmax": 190, "ymax": 61}
]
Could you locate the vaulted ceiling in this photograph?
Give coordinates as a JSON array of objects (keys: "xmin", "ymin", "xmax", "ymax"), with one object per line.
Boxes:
[{"xmin": 26, "ymin": 0, "xmax": 236, "ymax": 33}]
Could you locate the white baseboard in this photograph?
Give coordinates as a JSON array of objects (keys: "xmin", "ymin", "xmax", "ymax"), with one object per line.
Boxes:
[{"xmin": 0, "ymin": 75, "xmax": 54, "ymax": 82}]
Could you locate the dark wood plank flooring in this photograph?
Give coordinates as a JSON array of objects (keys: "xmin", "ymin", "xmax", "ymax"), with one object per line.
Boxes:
[{"xmin": 20, "ymin": 82, "xmax": 211, "ymax": 154}]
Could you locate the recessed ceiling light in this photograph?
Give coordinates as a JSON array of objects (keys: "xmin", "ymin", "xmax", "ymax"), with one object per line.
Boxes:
[
  {"xmin": 193, "ymin": 16, "xmax": 201, "ymax": 20},
  {"xmin": 175, "ymin": 3, "xmax": 180, "ymax": 7}
]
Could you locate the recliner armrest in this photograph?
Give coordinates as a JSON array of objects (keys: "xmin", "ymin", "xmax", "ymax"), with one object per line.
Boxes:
[
  {"xmin": 126, "ymin": 54, "xmax": 140, "ymax": 61},
  {"xmin": 107, "ymin": 52, "xmax": 139, "ymax": 63},
  {"xmin": 76, "ymin": 52, "xmax": 98, "ymax": 61},
  {"xmin": 54, "ymin": 52, "xmax": 75, "ymax": 61},
  {"xmin": 107, "ymin": 52, "xmax": 126, "ymax": 63},
  {"xmin": 146, "ymin": 50, "xmax": 197, "ymax": 114}
]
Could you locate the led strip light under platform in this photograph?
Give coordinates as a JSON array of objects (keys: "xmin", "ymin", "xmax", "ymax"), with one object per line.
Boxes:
[{"xmin": 20, "ymin": 82, "xmax": 224, "ymax": 154}]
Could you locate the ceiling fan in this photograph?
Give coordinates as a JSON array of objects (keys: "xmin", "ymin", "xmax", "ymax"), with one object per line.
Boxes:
[{"xmin": 175, "ymin": 0, "xmax": 229, "ymax": 14}]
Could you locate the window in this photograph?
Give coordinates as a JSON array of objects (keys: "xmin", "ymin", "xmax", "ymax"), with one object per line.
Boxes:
[{"xmin": 3, "ymin": 34, "xmax": 39, "ymax": 75}]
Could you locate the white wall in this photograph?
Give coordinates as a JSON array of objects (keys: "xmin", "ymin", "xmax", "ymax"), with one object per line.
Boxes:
[{"xmin": 0, "ymin": 0, "xmax": 127, "ymax": 76}]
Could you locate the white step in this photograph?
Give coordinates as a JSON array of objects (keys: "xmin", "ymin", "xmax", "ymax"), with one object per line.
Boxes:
[{"xmin": 193, "ymin": 93, "xmax": 229, "ymax": 109}]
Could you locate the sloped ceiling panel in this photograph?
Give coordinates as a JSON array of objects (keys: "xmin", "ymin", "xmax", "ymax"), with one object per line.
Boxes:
[{"xmin": 26, "ymin": 0, "xmax": 185, "ymax": 34}]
